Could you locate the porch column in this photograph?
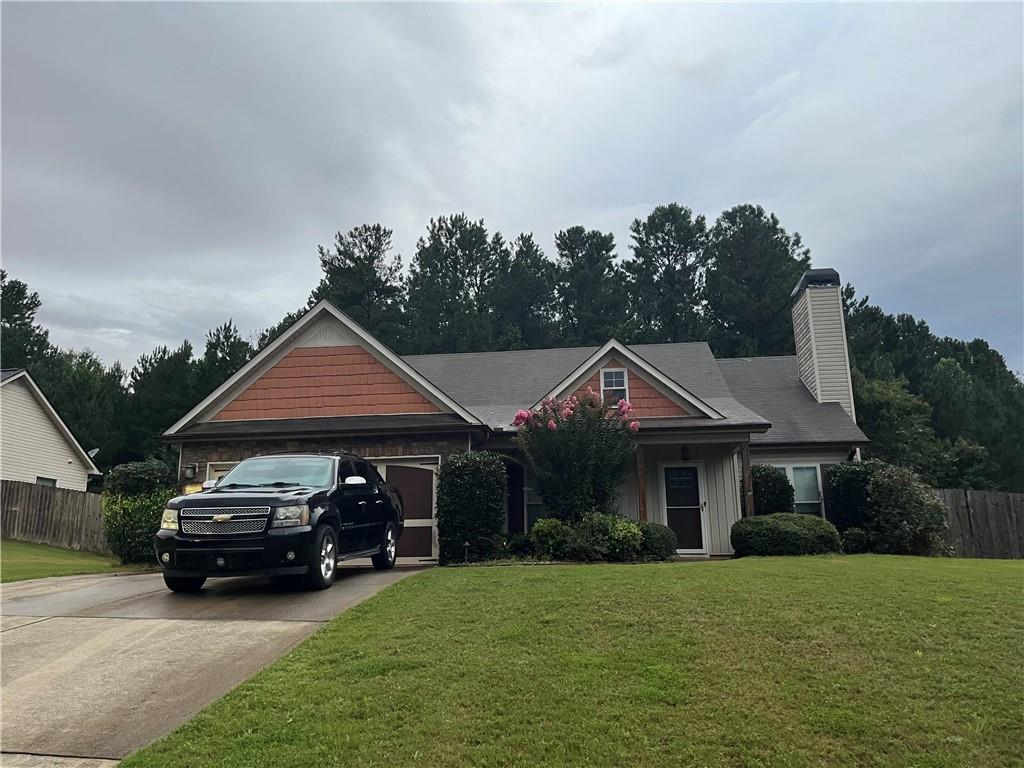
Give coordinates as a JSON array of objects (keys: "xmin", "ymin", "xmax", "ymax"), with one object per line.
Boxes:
[
  {"xmin": 635, "ymin": 446, "xmax": 647, "ymax": 522},
  {"xmin": 740, "ymin": 441, "xmax": 756, "ymax": 517}
]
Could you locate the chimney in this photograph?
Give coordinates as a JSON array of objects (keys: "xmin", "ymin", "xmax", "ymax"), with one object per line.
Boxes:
[{"xmin": 790, "ymin": 268, "xmax": 856, "ymax": 421}]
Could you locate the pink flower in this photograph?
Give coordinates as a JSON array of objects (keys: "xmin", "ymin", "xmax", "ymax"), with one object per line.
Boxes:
[
  {"xmin": 547, "ymin": 419, "xmax": 558, "ymax": 430},
  {"xmin": 628, "ymin": 421, "xmax": 640, "ymax": 432},
  {"xmin": 617, "ymin": 399, "xmax": 635, "ymax": 418},
  {"xmin": 512, "ymin": 409, "xmax": 534, "ymax": 427}
]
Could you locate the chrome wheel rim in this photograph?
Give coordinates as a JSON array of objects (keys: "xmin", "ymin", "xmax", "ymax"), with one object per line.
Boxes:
[
  {"xmin": 386, "ymin": 527, "xmax": 396, "ymax": 562},
  {"xmin": 320, "ymin": 536, "xmax": 336, "ymax": 580}
]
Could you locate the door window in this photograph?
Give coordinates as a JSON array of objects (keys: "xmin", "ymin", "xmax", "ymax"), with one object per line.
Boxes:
[{"xmin": 663, "ymin": 465, "xmax": 703, "ymax": 551}]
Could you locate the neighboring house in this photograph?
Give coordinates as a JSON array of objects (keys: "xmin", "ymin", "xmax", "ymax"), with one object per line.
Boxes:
[
  {"xmin": 0, "ymin": 369, "xmax": 100, "ymax": 491},
  {"xmin": 164, "ymin": 268, "xmax": 867, "ymax": 562}
]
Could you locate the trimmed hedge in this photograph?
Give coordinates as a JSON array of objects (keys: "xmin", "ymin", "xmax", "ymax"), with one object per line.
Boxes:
[
  {"xmin": 731, "ymin": 513, "xmax": 841, "ymax": 557},
  {"xmin": 828, "ymin": 459, "xmax": 948, "ymax": 556},
  {"xmin": 751, "ymin": 464, "xmax": 795, "ymax": 514},
  {"xmin": 640, "ymin": 522, "xmax": 677, "ymax": 560},
  {"xmin": 436, "ymin": 452, "xmax": 507, "ymax": 565},
  {"xmin": 102, "ymin": 459, "xmax": 179, "ymax": 564}
]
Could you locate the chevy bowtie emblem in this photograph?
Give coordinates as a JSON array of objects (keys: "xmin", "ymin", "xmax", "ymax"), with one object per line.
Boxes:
[{"xmin": 212, "ymin": 514, "xmax": 233, "ymax": 523}]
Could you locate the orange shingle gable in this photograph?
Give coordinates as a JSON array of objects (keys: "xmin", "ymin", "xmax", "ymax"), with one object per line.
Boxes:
[
  {"xmin": 212, "ymin": 346, "xmax": 441, "ymax": 421},
  {"xmin": 572, "ymin": 358, "xmax": 690, "ymax": 418}
]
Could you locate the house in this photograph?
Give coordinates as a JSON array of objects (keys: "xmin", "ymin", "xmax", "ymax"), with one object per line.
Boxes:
[
  {"xmin": 0, "ymin": 369, "xmax": 100, "ymax": 491},
  {"xmin": 164, "ymin": 268, "xmax": 867, "ymax": 562}
]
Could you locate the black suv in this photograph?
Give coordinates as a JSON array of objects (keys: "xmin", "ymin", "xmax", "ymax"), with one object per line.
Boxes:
[{"xmin": 154, "ymin": 452, "xmax": 403, "ymax": 592}]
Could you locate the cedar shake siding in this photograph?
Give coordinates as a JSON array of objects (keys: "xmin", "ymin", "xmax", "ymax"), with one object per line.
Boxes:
[
  {"xmin": 573, "ymin": 358, "xmax": 690, "ymax": 418},
  {"xmin": 213, "ymin": 346, "xmax": 442, "ymax": 421}
]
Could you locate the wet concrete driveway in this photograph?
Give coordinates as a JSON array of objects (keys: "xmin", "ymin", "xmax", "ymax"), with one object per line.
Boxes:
[{"xmin": 0, "ymin": 567, "xmax": 418, "ymax": 766}]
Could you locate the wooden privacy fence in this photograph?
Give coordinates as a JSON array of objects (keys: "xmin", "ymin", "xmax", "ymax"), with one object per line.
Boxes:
[
  {"xmin": 1, "ymin": 480, "xmax": 109, "ymax": 554},
  {"xmin": 935, "ymin": 488, "xmax": 1023, "ymax": 559}
]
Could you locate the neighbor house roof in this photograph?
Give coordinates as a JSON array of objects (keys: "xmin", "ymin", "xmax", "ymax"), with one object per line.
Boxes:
[
  {"xmin": 717, "ymin": 356, "xmax": 868, "ymax": 446},
  {"xmin": 0, "ymin": 369, "xmax": 101, "ymax": 474}
]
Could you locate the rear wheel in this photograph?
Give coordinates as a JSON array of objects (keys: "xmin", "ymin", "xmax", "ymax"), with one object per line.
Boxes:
[
  {"xmin": 306, "ymin": 525, "xmax": 338, "ymax": 590},
  {"xmin": 371, "ymin": 522, "xmax": 398, "ymax": 570},
  {"xmin": 163, "ymin": 574, "xmax": 206, "ymax": 593}
]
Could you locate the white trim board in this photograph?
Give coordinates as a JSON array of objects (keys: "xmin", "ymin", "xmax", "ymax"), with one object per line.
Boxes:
[{"xmin": 164, "ymin": 300, "xmax": 482, "ymax": 436}]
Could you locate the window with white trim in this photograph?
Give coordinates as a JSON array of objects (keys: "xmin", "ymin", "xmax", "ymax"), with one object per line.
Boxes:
[
  {"xmin": 35, "ymin": 476, "xmax": 57, "ymax": 487},
  {"xmin": 772, "ymin": 464, "xmax": 823, "ymax": 517},
  {"xmin": 600, "ymin": 368, "xmax": 628, "ymax": 405}
]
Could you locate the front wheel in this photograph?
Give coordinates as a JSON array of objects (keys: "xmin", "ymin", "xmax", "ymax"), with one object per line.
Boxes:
[
  {"xmin": 163, "ymin": 574, "xmax": 206, "ymax": 593},
  {"xmin": 306, "ymin": 524, "xmax": 338, "ymax": 590},
  {"xmin": 371, "ymin": 522, "xmax": 398, "ymax": 570}
]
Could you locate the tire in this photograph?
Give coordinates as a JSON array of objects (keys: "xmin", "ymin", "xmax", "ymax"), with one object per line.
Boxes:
[
  {"xmin": 371, "ymin": 522, "xmax": 398, "ymax": 570},
  {"xmin": 163, "ymin": 574, "xmax": 206, "ymax": 593},
  {"xmin": 306, "ymin": 524, "xmax": 338, "ymax": 590}
]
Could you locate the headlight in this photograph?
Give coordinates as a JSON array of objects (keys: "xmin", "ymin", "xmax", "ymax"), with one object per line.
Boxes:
[
  {"xmin": 160, "ymin": 508, "xmax": 178, "ymax": 531},
  {"xmin": 271, "ymin": 505, "xmax": 310, "ymax": 528}
]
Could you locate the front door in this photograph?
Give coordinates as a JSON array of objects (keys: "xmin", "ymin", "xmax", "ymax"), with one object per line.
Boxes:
[{"xmin": 660, "ymin": 463, "xmax": 706, "ymax": 553}]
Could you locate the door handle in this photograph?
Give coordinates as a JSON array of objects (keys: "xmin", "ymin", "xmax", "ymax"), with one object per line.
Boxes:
[
  {"xmin": 358, "ymin": 501, "xmax": 367, "ymax": 506},
  {"xmin": 375, "ymin": 500, "xmax": 383, "ymax": 504}
]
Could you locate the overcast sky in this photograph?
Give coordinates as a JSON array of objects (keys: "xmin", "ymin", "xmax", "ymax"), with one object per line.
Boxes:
[{"xmin": 3, "ymin": 3, "xmax": 1022, "ymax": 372}]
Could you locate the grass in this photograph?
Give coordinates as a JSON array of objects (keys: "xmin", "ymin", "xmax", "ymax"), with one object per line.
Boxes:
[
  {"xmin": 123, "ymin": 556, "xmax": 1023, "ymax": 768},
  {"xmin": 0, "ymin": 538, "xmax": 138, "ymax": 582}
]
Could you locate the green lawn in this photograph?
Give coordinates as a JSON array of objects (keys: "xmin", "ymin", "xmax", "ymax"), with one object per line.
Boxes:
[
  {"xmin": 0, "ymin": 539, "xmax": 136, "ymax": 582},
  {"xmin": 123, "ymin": 556, "xmax": 1022, "ymax": 768}
]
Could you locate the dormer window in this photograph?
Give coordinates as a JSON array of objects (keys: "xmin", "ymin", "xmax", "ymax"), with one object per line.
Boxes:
[{"xmin": 600, "ymin": 368, "xmax": 628, "ymax": 405}]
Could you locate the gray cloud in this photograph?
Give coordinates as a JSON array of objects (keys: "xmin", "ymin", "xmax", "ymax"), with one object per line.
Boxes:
[{"xmin": 3, "ymin": 3, "xmax": 1022, "ymax": 371}]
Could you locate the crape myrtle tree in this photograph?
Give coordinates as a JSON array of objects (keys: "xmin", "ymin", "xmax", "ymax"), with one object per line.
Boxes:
[{"xmin": 513, "ymin": 390, "xmax": 640, "ymax": 523}]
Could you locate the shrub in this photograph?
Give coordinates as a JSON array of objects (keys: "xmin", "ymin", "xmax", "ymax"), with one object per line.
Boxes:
[
  {"xmin": 865, "ymin": 463, "xmax": 948, "ymax": 556},
  {"xmin": 530, "ymin": 518, "xmax": 573, "ymax": 560},
  {"xmin": 513, "ymin": 390, "xmax": 638, "ymax": 523},
  {"xmin": 436, "ymin": 452, "xmax": 508, "ymax": 565},
  {"xmin": 731, "ymin": 513, "xmax": 841, "ymax": 557},
  {"xmin": 104, "ymin": 458, "xmax": 177, "ymax": 496},
  {"xmin": 103, "ymin": 487, "xmax": 177, "ymax": 564},
  {"xmin": 607, "ymin": 516, "xmax": 644, "ymax": 562},
  {"xmin": 751, "ymin": 464, "xmax": 795, "ymax": 514},
  {"xmin": 505, "ymin": 534, "xmax": 534, "ymax": 558},
  {"xmin": 842, "ymin": 527, "xmax": 871, "ymax": 554},
  {"xmin": 639, "ymin": 522, "xmax": 677, "ymax": 561},
  {"xmin": 828, "ymin": 459, "xmax": 948, "ymax": 556},
  {"xmin": 827, "ymin": 461, "xmax": 874, "ymax": 531}
]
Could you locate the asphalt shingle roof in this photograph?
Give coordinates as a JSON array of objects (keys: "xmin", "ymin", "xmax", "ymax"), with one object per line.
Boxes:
[
  {"xmin": 717, "ymin": 356, "xmax": 868, "ymax": 446},
  {"xmin": 0, "ymin": 368, "xmax": 25, "ymax": 383}
]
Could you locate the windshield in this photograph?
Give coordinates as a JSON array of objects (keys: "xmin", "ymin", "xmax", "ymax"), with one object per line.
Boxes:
[{"xmin": 217, "ymin": 457, "xmax": 334, "ymax": 488}]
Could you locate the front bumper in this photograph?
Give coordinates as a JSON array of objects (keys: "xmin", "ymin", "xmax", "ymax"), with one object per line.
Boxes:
[{"xmin": 154, "ymin": 526, "xmax": 317, "ymax": 578}]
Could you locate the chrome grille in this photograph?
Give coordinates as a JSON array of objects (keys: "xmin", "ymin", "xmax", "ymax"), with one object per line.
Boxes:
[{"xmin": 178, "ymin": 506, "xmax": 270, "ymax": 536}]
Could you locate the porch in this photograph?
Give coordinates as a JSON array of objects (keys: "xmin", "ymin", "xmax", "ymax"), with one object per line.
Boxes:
[{"xmin": 501, "ymin": 438, "xmax": 757, "ymax": 558}]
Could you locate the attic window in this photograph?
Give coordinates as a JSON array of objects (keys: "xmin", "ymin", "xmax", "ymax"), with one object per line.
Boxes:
[{"xmin": 600, "ymin": 368, "xmax": 628, "ymax": 405}]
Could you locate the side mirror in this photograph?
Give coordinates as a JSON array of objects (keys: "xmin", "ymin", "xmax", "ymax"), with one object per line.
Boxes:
[
  {"xmin": 343, "ymin": 476, "xmax": 368, "ymax": 487},
  {"xmin": 202, "ymin": 479, "xmax": 217, "ymax": 490}
]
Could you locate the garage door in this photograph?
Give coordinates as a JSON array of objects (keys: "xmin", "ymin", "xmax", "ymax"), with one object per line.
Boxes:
[{"xmin": 375, "ymin": 459, "xmax": 437, "ymax": 563}]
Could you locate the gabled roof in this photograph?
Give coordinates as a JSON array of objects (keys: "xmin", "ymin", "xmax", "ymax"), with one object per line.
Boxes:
[
  {"xmin": 0, "ymin": 369, "xmax": 101, "ymax": 474},
  {"xmin": 532, "ymin": 339, "xmax": 723, "ymax": 418},
  {"xmin": 164, "ymin": 300, "xmax": 484, "ymax": 436},
  {"xmin": 718, "ymin": 356, "xmax": 868, "ymax": 446},
  {"xmin": 405, "ymin": 342, "xmax": 771, "ymax": 433}
]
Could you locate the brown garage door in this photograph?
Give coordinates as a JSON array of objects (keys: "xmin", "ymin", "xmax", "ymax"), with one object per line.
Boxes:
[{"xmin": 381, "ymin": 464, "xmax": 435, "ymax": 559}]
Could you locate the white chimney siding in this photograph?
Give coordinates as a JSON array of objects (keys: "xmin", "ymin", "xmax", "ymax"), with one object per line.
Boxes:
[{"xmin": 791, "ymin": 271, "xmax": 856, "ymax": 422}]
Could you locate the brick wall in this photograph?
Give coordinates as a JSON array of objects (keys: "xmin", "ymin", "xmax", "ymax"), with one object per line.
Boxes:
[{"xmin": 177, "ymin": 433, "xmax": 471, "ymax": 485}]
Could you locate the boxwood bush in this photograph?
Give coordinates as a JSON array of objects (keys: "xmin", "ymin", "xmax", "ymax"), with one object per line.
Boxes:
[
  {"xmin": 751, "ymin": 464, "xmax": 795, "ymax": 514},
  {"xmin": 731, "ymin": 513, "xmax": 841, "ymax": 557},
  {"xmin": 640, "ymin": 522, "xmax": 677, "ymax": 561},
  {"xmin": 102, "ymin": 459, "xmax": 178, "ymax": 564},
  {"xmin": 436, "ymin": 452, "xmax": 507, "ymax": 564}
]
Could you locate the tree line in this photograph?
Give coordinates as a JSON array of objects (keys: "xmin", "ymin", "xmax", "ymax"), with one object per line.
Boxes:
[{"xmin": 1, "ymin": 202, "xmax": 1020, "ymax": 491}]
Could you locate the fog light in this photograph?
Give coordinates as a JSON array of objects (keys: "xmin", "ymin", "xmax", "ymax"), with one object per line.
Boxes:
[
  {"xmin": 161, "ymin": 552, "xmax": 170, "ymax": 563},
  {"xmin": 286, "ymin": 551, "xmax": 295, "ymax": 561},
  {"xmin": 216, "ymin": 557, "xmax": 226, "ymax": 567}
]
